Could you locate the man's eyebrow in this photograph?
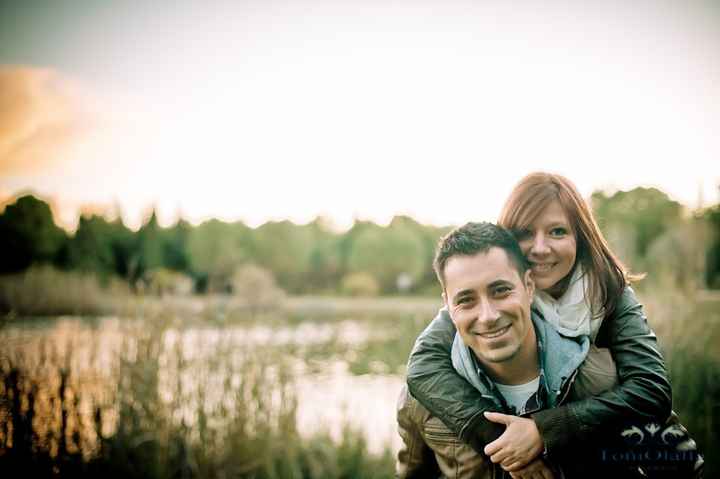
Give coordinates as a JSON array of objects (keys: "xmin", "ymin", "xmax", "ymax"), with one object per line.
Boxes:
[{"xmin": 488, "ymin": 279, "xmax": 513, "ymax": 289}]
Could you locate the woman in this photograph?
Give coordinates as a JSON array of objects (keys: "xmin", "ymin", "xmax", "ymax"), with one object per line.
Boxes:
[{"xmin": 406, "ymin": 172, "xmax": 682, "ymax": 476}]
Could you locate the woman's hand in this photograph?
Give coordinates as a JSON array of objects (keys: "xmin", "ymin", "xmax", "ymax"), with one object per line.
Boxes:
[
  {"xmin": 508, "ymin": 458, "xmax": 556, "ymax": 479},
  {"xmin": 483, "ymin": 412, "xmax": 544, "ymax": 471}
]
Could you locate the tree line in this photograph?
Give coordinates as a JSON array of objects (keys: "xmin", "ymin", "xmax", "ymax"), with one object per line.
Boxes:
[{"xmin": 1, "ymin": 187, "xmax": 718, "ymax": 296}]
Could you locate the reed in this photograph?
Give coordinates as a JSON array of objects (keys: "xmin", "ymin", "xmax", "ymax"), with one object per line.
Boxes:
[{"xmin": 0, "ymin": 313, "xmax": 394, "ymax": 478}]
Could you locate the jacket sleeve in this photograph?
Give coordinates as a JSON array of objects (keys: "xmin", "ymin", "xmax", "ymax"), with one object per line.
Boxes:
[
  {"xmin": 405, "ymin": 308, "xmax": 505, "ymax": 454},
  {"xmin": 531, "ymin": 287, "xmax": 673, "ymax": 456},
  {"xmin": 396, "ymin": 386, "xmax": 441, "ymax": 479}
]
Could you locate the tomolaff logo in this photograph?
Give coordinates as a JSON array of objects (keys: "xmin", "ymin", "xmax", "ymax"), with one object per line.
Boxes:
[
  {"xmin": 598, "ymin": 420, "xmax": 702, "ymax": 476},
  {"xmin": 620, "ymin": 422, "xmax": 687, "ymax": 447}
]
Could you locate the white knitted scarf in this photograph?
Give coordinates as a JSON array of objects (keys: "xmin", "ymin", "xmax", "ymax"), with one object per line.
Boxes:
[{"xmin": 532, "ymin": 266, "xmax": 603, "ymax": 341}]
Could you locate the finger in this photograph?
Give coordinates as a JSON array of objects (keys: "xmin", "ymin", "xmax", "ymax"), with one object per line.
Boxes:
[
  {"xmin": 484, "ymin": 411, "xmax": 512, "ymax": 425},
  {"xmin": 490, "ymin": 450, "xmax": 511, "ymax": 465},
  {"xmin": 504, "ymin": 460, "xmax": 528, "ymax": 472},
  {"xmin": 541, "ymin": 466, "xmax": 555, "ymax": 479},
  {"xmin": 483, "ymin": 437, "xmax": 504, "ymax": 456}
]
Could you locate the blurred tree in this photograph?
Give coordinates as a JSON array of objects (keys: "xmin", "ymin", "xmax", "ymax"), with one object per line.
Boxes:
[
  {"xmin": 252, "ymin": 220, "xmax": 315, "ymax": 294},
  {"xmin": 63, "ymin": 214, "xmax": 135, "ymax": 282},
  {"xmin": 187, "ymin": 219, "xmax": 252, "ymax": 292},
  {"xmin": 345, "ymin": 217, "xmax": 426, "ymax": 294},
  {"xmin": 0, "ymin": 195, "xmax": 67, "ymax": 273},
  {"xmin": 132, "ymin": 210, "xmax": 165, "ymax": 284},
  {"xmin": 305, "ymin": 216, "xmax": 342, "ymax": 293},
  {"xmin": 591, "ymin": 187, "xmax": 683, "ymax": 263},
  {"xmin": 163, "ymin": 219, "xmax": 191, "ymax": 272}
]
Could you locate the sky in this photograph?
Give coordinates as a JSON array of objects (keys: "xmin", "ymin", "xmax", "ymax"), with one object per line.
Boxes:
[{"xmin": 0, "ymin": 0, "xmax": 719, "ymax": 231}]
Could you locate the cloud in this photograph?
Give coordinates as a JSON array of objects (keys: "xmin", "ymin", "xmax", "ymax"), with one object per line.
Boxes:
[{"xmin": 0, "ymin": 66, "xmax": 106, "ymax": 175}]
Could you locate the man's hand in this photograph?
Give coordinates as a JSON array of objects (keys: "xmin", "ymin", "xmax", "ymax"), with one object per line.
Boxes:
[
  {"xmin": 483, "ymin": 412, "xmax": 544, "ymax": 471},
  {"xmin": 508, "ymin": 458, "xmax": 555, "ymax": 479}
]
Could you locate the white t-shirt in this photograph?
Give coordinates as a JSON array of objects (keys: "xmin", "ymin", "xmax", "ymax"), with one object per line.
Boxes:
[{"xmin": 495, "ymin": 376, "xmax": 540, "ymax": 415}]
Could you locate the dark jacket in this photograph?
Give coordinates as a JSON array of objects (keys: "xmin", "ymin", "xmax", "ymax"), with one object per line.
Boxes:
[{"xmin": 405, "ymin": 286, "xmax": 673, "ymax": 457}]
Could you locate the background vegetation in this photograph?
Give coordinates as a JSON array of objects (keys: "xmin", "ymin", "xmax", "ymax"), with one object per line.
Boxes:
[{"xmin": 1, "ymin": 186, "xmax": 718, "ymax": 309}]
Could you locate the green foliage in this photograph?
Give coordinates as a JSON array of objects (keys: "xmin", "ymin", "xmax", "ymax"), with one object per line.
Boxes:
[
  {"xmin": 186, "ymin": 219, "xmax": 253, "ymax": 292},
  {"xmin": 591, "ymin": 187, "xmax": 683, "ymax": 262},
  {"xmin": 252, "ymin": 220, "xmax": 316, "ymax": 294},
  {"xmin": 0, "ymin": 195, "xmax": 67, "ymax": 273},
  {"xmin": 66, "ymin": 214, "xmax": 135, "ymax": 280},
  {"xmin": 345, "ymin": 217, "xmax": 428, "ymax": 294},
  {"xmin": 3, "ymin": 187, "xmax": 720, "ymax": 294}
]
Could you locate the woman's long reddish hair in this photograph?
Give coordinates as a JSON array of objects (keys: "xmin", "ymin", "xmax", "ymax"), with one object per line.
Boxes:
[{"xmin": 498, "ymin": 172, "xmax": 634, "ymax": 318}]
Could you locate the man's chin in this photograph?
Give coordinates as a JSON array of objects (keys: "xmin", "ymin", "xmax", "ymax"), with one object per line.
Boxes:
[{"xmin": 472, "ymin": 345, "xmax": 520, "ymax": 364}]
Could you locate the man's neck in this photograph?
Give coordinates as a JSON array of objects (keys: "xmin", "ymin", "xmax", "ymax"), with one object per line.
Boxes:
[{"xmin": 479, "ymin": 324, "xmax": 540, "ymax": 386}]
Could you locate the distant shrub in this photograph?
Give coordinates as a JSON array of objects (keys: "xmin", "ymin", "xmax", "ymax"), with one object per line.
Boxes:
[
  {"xmin": 340, "ymin": 272, "xmax": 380, "ymax": 297},
  {"xmin": 231, "ymin": 264, "xmax": 285, "ymax": 311},
  {"xmin": 143, "ymin": 268, "xmax": 194, "ymax": 296}
]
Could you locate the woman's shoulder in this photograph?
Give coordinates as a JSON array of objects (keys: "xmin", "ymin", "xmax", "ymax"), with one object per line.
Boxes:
[
  {"xmin": 612, "ymin": 285, "xmax": 642, "ymax": 317},
  {"xmin": 596, "ymin": 286, "xmax": 645, "ymax": 345}
]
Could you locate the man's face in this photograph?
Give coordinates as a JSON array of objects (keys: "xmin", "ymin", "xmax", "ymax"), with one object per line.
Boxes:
[{"xmin": 443, "ymin": 247, "xmax": 535, "ymax": 365}]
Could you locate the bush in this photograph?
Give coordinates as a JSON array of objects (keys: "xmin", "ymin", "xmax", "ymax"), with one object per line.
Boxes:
[
  {"xmin": 231, "ymin": 264, "xmax": 285, "ymax": 312},
  {"xmin": 340, "ymin": 272, "xmax": 380, "ymax": 297}
]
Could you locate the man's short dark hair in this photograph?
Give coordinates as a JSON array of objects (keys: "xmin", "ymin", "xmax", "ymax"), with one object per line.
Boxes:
[{"xmin": 433, "ymin": 222, "xmax": 530, "ymax": 289}]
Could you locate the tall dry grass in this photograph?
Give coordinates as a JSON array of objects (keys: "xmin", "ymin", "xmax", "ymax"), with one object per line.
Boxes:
[
  {"xmin": 639, "ymin": 286, "xmax": 720, "ymax": 477},
  {"xmin": 0, "ymin": 313, "xmax": 394, "ymax": 478}
]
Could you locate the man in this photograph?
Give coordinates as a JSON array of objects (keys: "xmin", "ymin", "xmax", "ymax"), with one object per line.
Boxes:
[{"xmin": 396, "ymin": 222, "xmax": 590, "ymax": 479}]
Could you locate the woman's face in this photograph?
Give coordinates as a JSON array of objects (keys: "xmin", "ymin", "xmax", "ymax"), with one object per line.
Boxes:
[{"xmin": 516, "ymin": 200, "xmax": 577, "ymax": 295}]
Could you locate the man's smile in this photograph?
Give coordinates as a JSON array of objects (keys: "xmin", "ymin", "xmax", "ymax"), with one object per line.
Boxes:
[{"xmin": 474, "ymin": 325, "xmax": 512, "ymax": 339}]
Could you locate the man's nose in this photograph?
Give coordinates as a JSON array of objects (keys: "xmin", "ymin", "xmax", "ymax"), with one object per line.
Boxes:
[
  {"xmin": 530, "ymin": 233, "xmax": 550, "ymax": 255},
  {"xmin": 477, "ymin": 298, "xmax": 500, "ymax": 323}
]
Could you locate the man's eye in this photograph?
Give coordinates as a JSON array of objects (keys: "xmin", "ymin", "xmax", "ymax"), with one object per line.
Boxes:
[
  {"xmin": 494, "ymin": 286, "xmax": 512, "ymax": 297},
  {"xmin": 456, "ymin": 297, "xmax": 474, "ymax": 306}
]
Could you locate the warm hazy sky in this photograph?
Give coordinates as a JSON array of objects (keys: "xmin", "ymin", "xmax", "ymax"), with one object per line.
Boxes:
[{"xmin": 1, "ymin": 0, "xmax": 718, "ymax": 231}]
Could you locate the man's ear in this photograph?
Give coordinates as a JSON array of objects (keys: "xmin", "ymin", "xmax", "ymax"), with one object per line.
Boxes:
[
  {"xmin": 441, "ymin": 291, "xmax": 449, "ymax": 309},
  {"xmin": 524, "ymin": 269, "xmax": 535, "ymax": 297}
]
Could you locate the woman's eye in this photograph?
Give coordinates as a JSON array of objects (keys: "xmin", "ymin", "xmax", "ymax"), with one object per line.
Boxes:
[{"xmin": 550, "ymin": 227, "xmax": 568, "ymax": 237}]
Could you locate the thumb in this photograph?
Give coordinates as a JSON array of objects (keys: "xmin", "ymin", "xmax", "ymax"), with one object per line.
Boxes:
[{"xmin": 484, "ymin": 411, "xmax": 513, "ymax": 425}]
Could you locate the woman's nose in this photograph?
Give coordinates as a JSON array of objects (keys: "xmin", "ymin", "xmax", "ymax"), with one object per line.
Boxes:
[{"xmin": 530, "ymin": 233, "xmax": 550, "ymax": 255}]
